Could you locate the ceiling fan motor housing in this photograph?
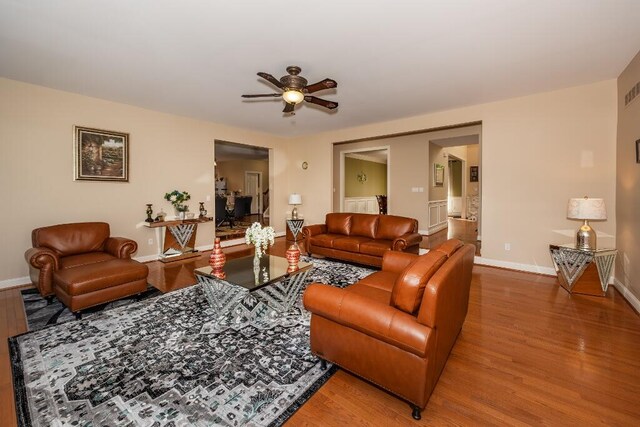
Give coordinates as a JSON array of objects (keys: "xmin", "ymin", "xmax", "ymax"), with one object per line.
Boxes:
[{"xmin": 280, "ymin": 68, "xmax": 308, "ymax": 91}]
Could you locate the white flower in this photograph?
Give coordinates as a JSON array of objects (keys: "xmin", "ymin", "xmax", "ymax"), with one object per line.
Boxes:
[
  {"xmin": 170, "ymin": 195, "xmax": 177, "ymax": 202},
  {"xmin": 245, "ymin": 222, "xmax": 275, "ymax": 258}
]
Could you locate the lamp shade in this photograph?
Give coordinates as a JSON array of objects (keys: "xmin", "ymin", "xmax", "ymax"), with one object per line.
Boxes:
[
  {"xmin": 289, "ymin": 193, "xmax": 302, "ymax": 205},
  {"xmin": 283, "ymin": 90, "xmax": 304, "ymax": 104},
  {"xmin": 567, "ymin": 197, "xmax": 607, "ymax": 220}
]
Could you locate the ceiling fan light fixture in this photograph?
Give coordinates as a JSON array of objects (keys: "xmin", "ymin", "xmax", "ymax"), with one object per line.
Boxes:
[{"xmin": 282, "ymin": 89, "xmax": 304, "ymax": 104}]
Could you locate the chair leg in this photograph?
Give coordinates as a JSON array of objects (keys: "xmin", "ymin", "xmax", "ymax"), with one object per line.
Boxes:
[
  {"xmin": 45, "ymin": 295, "xmax": 55, "ymax": 305},
  {"xmin": 74, "ymin": 311, "xmax": 82, "ymax": 320},
  {"xmin": 319, "ymin": 359, "xmax": 327, "ymax": 370},
  {"xmin": 411, "ymin": 405, "xmax": 421, "ymax": 420}
]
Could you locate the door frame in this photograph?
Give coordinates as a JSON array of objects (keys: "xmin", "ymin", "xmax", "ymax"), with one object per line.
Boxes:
[
  {"xmin": 339, "ymin": 145, "xmax": 390, "ymax": 212},
  {"xmin": 446, "ymin": 154, "xmax": 467, "ymax": 219},
  {"xmin": 244, "ymin": 170, "xmax": 262, "ymax": 214}
]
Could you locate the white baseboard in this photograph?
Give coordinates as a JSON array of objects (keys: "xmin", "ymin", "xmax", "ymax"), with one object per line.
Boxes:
[
  {"xmin": 0, "ymin": 276, "xmax": 31, "ymax": 290},
  {"xmin": 474, "ymin": 256, "xmax": 556, "ymax": 276},
  {"xmin": 613, "ymin": 279, "xmax": 640, "ymax": 313}
]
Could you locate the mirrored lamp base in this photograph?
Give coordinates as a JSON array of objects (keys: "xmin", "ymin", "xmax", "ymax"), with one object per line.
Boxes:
[{"xmin": 576, "ymin": 220, "xmax": 596, "ymax": 250}]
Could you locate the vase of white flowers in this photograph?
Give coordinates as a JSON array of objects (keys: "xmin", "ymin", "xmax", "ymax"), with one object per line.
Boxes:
[
  {"xmin": 245, "ymin": 222, "xmax": 275, "ymax": 263},
  {"xmin": 164, "ymin": 190, "xmax": 191, "ymax": 219}
]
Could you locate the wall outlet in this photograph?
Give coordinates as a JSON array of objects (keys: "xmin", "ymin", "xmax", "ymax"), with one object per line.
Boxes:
[
  {"xmin": 148, "ymin": 238, "xmax": 154, "ymax": 245},
  {"xmin": 504, "ymin": 243, "xmax": 511, "ymax": 251}
]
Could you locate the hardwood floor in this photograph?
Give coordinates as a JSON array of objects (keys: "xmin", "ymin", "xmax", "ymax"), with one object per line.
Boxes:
[{"xmin": 2, "ymin": 238, "xmax": 640, "ymax": 425}]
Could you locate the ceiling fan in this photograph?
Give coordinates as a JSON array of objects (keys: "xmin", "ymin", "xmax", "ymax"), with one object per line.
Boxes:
[{"xmin": 241, "ymin": 66, "xmax": 338, "ymax": 114}]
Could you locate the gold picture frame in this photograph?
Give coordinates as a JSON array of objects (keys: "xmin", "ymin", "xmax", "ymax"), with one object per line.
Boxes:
[
  {"xmin": 74, "ymin": 126, "xmax": 129, "ymax": 182},
  {"xmin": 434, "ymin": 163, "xmax": 444, "ymax": 187}
]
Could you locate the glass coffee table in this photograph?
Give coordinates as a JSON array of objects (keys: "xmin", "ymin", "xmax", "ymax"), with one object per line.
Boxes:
[{"xmin": 194, "ymin": 255, "xmax": 312, "ymax": 332}]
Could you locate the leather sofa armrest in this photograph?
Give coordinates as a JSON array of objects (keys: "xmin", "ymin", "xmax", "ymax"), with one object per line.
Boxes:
[
  {"xmin": 304, "ymin": 283, "xmax": 432, "ymax": 358},
  {"xmin": 392, "ymin": 233, "xmax": 422, "ymax": 252},
  {"xmin": 302, "ymin": 224, "xmax": 327, "ymax": 238},
  {"xmin": 104, "ymin": 237, "xmax": 138, "ymax": 259},
  {"xmin": 381, "ymin": 251, "xmax": 418, "ymax": 274},
  {"xmin": 24, "ymin": 247, "xmax": 59, "ymax": 296},
  {"xmin": 25, "ymin": 247, "xmax": 59, "ymax": 270}
]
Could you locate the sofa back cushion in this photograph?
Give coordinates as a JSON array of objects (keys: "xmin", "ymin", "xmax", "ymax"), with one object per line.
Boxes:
[
  {"xmin": 390, "ymin": 251, "xmax": 447, "ymax": 314},
  {"xmin": 33, "ymin": 222, "xmax": 110, "ymax": 257},
  {"xmin": 326, "ymin": 213, "xmax": 353, "ymax": 235},
  {"xmin": 350, "ymin": 214, "xmax": 379, "ymax": 238},
  {"xmin": 376, "ymin": 215, "xmax": 418, "ymax": 240}
]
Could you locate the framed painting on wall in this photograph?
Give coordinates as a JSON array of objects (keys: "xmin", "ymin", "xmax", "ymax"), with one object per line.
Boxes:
[
  {"xmin": 470, "ymin": 165, "xmax": 479, "ymax": 182},
  {"xmin": 433, "ymin": 163, "xmax": 444, "ymax": 187},
  {"xmin": 74, "ymin": 126, "xmax": 129, "ymax": 182}
]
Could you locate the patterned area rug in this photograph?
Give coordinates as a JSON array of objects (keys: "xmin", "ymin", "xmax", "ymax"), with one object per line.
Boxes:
[{"xmin": 10, "ymin": 257, "xmax": 374, "ymax": 426}]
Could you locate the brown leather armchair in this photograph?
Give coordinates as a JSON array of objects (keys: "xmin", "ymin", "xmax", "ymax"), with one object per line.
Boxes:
[
  {"xmin": 25, "ymin": 222, "xmax": 148, "ymax": 317},
  {"xmin": 303, "ymin": 239, "xmax": 475, "ymax": 419}
]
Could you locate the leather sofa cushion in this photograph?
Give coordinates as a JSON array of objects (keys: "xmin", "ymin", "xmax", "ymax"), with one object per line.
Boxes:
[
  {"xmin": 326, "ymin": 213, "xmax": 353, "ymax": 235},
  {"xmin": 309, "ymin": 233, "xmax": 344, "ymax": 249},
  {"xmin": 54, "ymin": 259, "xmax": 148, "ymax": 296},
  {"xmin": 60, "ymin": 252, "xmax": 116, "ymax": 269},
  {"xmin": 347, "ymin": 282, "xmax": 392, "ymax": 305},
  {"xmin": 33, "ymin": 222, "xmax": 110, "ymax": 257},
  {"xmin": 391, "ymin": 251, "xmax": 447, "ymax": 314},
  {"xmin": 433, "ymin": 239, "xmax": 464, "ymax": 257},
  {"xmin": 359, "ymin": 240, "xmax": 393, "ymax": 257},
  {"xmin": 350, "ymin": 214, "xmax": 379, "ymax": 238},
  {"xmin": 376, "ymin": 215, "xmax": 417, "ymax": 240},
  {"xmin": 333, "ymin": 236, "xmax": 372, "ymax": 252},
  {"xmin": 356, "ymin": 271, "xmax": 397, "ymax": 293}
]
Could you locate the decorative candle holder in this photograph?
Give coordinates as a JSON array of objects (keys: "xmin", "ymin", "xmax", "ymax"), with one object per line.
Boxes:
[{"xmin": 285, "ymin": 243, "xmax": 301, "ymax": 268}]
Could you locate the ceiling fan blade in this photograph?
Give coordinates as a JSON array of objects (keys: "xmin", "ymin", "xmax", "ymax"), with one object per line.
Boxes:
[
  {"xmin": 304, "ymin": 95, "xmax": 338, "ymax": 110},
  {"xmin": 282, "ymin": 102, "xmax": 295, "ymax": 113},
  {"xmin": 257, "ymin": 72, "xmax": 285, "ymax": 89},
  {"xmin": 241, "ymin": 93, "xmax": 281, "ymax": 98},
  {"xmin": 304, "ymin": 78, "xmax": 337, "ymax": 94}
]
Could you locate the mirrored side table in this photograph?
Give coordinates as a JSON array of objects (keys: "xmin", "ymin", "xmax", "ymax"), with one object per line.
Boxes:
[{"xmin": 549, "ymin": 244, "xmax": 617, "ymax": 297}]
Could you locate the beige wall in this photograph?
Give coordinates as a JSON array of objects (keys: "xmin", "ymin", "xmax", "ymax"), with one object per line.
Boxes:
[
  {"xmin": 216, "ymin": 159, "xmax": 269, "ymax": 195},
  {"xmin": 616, "ymin": 50, "xmax": 640, "ymax": 301},
  {"xmin": 344, "ymin": 157, "xmax": 387, "ymax": 197},
  {"xmin": 290, "ymin": 80, "xmax": 617, "ymax": 271},
  {"xmin": 0, "ymin": 77, "xmax": 288, "ymax": 282},
  {"xmin": 429, "ymin": 143, "xmax": 448, "ymax": 201}
]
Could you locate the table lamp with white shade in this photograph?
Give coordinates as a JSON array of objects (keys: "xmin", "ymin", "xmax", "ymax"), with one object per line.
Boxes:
[
  {"xmin": 567, "ymin": 196, "xmax": 607, "ymax": 250},
  {"xmin": 289, "ymin": 193, "xmax": 302, "ymax": 219}
]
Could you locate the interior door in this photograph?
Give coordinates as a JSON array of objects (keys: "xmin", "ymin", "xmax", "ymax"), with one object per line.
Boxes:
[{"xmin": 245, "ymin": 171, "xmax": 261, "ymax": 214}]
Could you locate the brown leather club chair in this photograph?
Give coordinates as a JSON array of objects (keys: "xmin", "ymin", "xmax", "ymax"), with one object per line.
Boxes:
[
  {"xmin": 25, "ymin": 222, "xmax": 148, "ymax": 318},
  {"xmin": 303, "ymin": 239, "xmax": 475, "ymax": 420}
]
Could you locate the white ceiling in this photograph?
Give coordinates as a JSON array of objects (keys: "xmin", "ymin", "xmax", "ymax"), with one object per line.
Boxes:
[{"xmin": 1, "ymin": 1, "xmax": 639, "ymax": 137}]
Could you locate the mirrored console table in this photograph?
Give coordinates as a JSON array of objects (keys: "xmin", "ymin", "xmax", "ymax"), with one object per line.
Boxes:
[
  {"xmin": 145, "ymin": 217, "xmax": 213, "ymax": 263},
  {"xmin": 549, "ymin": 244, "xmax": 617, "ymax": 297}
]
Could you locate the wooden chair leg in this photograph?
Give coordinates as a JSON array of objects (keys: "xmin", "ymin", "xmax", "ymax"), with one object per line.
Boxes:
[
  {"xmin": 45, "ymin": 295, "xmax": 55, "ymax": 305},
  {"xmin": 319, "ymin": 359, "xmax": 327, "ymax": 370},
  {"xmin": 74, "ymin": 311, "xmax": 82, "ymax": 320}
]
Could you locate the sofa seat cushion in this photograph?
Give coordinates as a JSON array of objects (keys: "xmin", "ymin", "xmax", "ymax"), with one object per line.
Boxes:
[
  {"xmin": 360, "ymin": 239, "xmax": 393, "ymax": 257},
  {"xmin": 333, "ymin": 236, "xmax": 372, "ymax": 252},
  {"xmin": 54, "ymin": 259, "xmax": 148, "ymax": 296},
  {"xmin": 60, "ymin": 252, "xmax": 115, "ymax": 269},
  {"xmin": 310, "ymin": 233, "xmax": 344, "ymax": 249},
  {"xmin": 347, "ymin": 282, "xmax": 392, "ymax": 305},
  {"xmin": 356, "ymin": 271, "xmax": 397, "ymax": 293}
]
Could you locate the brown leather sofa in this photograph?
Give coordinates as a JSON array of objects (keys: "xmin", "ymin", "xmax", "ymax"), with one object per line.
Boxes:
[
  {"xmin": 302, "ymin": 213, "xmax": 421, "ymax": 267},
  {"xmin": 25, "ymin": 222, "xmax": 149, "ymax": 318},
  {"xmin": 303, "ymin": 239, "xmax": 475, "ymax": 419}
]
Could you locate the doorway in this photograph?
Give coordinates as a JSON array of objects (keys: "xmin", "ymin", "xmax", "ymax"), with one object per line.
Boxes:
[
  {"xmin": 339, "ymin": 147, "xmax": 390, "ymax": 213},
  {"xmin": 447, "ymin": 155, "xmax": 465, "ymax": 218}
]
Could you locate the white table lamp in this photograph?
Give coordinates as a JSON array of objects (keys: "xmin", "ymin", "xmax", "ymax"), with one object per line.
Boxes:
[
  {"xmin": 567, "ymin": 196, "xmax": 607, "ymax": 250},
  {"xmin": 289, "ymin": 193, "xmax": 302, "ymax": 219}
]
